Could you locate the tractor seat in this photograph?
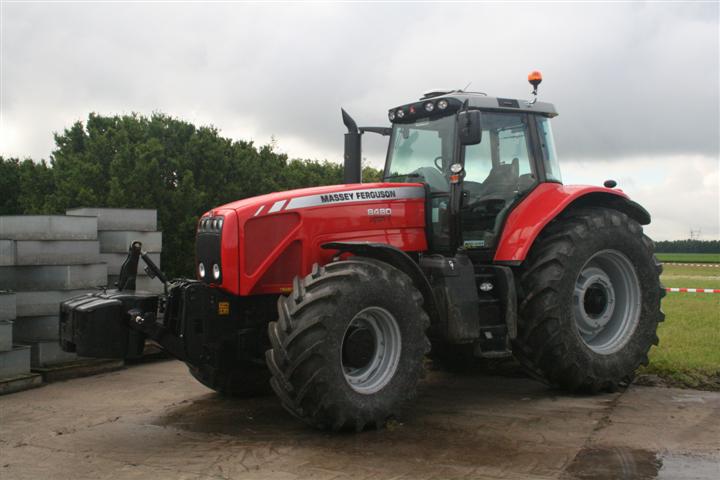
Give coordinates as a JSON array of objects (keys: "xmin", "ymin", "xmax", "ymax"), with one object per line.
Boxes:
[{"xmin": 475, "ymin": 158, "xmax": 519, "ymax": 198}]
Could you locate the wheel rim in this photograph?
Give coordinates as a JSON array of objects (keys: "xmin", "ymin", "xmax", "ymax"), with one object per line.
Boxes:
[
  {"xmin": 573, "ymin": 249, "xmax": 641, "ymax": 354},
  {"xmin": 341, "ymin": 306, "xmax": 402, "ymax": 395}
]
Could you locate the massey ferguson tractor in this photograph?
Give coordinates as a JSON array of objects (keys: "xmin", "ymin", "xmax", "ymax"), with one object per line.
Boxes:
[{"xmin": 60, "ymin": 72, "xmax": 664, "ymax": 431}]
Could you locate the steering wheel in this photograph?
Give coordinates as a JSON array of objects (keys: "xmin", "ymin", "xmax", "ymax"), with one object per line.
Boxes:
[{"xmin": 433, "ymin": 156, "xmax": 443, "ymax": 172}]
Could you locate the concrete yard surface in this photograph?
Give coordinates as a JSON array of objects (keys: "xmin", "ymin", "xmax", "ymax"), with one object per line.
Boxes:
[{"xmin": 1, "ymin": 360, "xmax": 718, "ymax": 480}]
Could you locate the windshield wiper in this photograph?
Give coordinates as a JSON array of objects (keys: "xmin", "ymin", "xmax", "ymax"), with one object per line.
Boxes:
[{"xmin": 383, "ymin": 173, "xmax": 422, "ymax": 181}]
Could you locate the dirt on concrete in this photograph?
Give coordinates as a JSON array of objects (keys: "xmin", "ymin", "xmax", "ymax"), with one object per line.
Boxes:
[
  {"xmin": 634, "ymin": 371, "xmax": 720, "ymax": 392},
  {"xmin": 1, "ymin": 360, "xmax": 718, "ymax": 479}
]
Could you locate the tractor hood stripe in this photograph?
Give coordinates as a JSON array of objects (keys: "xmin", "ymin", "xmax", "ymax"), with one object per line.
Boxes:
[
  {"xmin": 268, "ymin": 200, "xmax": 287, "ymax": 213},
  {"xmin": 284, "ymin": 186, "xmax": 425, "ymax": 211}
]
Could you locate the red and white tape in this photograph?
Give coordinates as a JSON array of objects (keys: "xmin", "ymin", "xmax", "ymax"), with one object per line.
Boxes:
[
  {"xmin": 662, "ymin": 263, "xmax": 719, "ymax": 268},
  {"xmin": 665, "ymin": 287, "xmax": 720, "ymax": 294}
]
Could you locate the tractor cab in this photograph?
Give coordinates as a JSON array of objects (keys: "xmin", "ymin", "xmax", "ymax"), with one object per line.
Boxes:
[{"xmin": 383, "ymin": 80, "xmax": 560, "ymax": 256}]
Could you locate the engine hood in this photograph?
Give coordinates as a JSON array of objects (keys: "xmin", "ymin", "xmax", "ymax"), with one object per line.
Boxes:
[
  {"xmin": 198, "ymin": 182, "xmax": 428, "ymax": 296},
  {"xmin": 208, "ymin": 182, "xmax": 425, "ymax": 219}
]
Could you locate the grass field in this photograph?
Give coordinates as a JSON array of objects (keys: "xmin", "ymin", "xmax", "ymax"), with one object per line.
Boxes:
[
  {"xmin": 656, "ymin": 252, "xmax": 720, "ymax": 263},
  {"xmin": 640, "ymin": 261, "xmax": 720, "ymax": 390}
]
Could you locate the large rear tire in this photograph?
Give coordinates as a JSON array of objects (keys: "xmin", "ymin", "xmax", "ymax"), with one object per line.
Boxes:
[
  {"xmin": 512, "ymin": 207, "xmax": 665, "ymax": 392},
  {"xmin": 265, "ymin": 257, "xmax": 430, "ymax": 431}
]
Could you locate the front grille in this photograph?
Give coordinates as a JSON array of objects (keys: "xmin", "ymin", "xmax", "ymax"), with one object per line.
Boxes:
[{"xmin": 196, "ymin": 216, "xmax": 223, "ymax": 284}]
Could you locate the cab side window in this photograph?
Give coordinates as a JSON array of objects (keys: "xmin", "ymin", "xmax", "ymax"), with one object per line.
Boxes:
[
  {"xmin": 463, "ymin": 113, "xmax": 536, "ymax": 199},
  {"xmin": 460, "ymin": 112, "xmax": 537, "ymax": 249},
  {"xmin": 464, "ymin": 137, "xmax": 492, "ymax": 183},
  {"xmin": 498, "ymin": 126, "xmax": 531, "ymax": 176},
  {"xmin": 536, "ymin": 116, "xmax": 562, "ymax": 182}
]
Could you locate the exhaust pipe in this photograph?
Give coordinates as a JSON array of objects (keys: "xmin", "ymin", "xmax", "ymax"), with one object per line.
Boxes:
[{"xmin": 341, "ymin": 108, "xmax": 362, "ymax": 184}]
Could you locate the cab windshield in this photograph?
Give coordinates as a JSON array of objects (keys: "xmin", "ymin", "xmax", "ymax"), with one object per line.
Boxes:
[{"xmin": 384, "ymin": 115, "xmax": 456, "ymax": 193}]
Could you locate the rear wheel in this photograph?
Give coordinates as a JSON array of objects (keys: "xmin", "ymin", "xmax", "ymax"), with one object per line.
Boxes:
[
  {"xmin": 573, "ymin": 249, "xmax": 642, "ymax": 354},
  {"xmin": 265, "ymin": 257, "xmax": 430, "ymax": 431},
  {"xmin": 512, "ymin": 207, "xmax": 665, "ymax": 392}
]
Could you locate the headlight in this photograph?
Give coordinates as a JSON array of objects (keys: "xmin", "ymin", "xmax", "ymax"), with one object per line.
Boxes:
[
  {"xmin": 198, "ymin": 262, "xmax": 206, "ymax": 278},
  {"xmin": 424, "ymin": 102, "xmax": 434, "ymax": 112},
  {"xmin": 388, "ymin": 111, "xmax": 395, "ymax": 121},
  {"xmin": 396, "ymin": 109, "xmax": 405, "ymax": 119},
  {"xmin": 212, "ymin": 264, "xmax": 221, "ymax": 280},
  {"xmin": 437, "ymin": 99, "xmax": 448, "ymax": 110},
  {"xmin": 199, "ymin": 216, "xmax": 224, "ymax": 232}
]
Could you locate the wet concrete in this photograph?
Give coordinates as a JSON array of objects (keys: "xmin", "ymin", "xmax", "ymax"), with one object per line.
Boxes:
[{"xmin": 1, "ymin": 360, "xmax": 718, "ymax": 479}]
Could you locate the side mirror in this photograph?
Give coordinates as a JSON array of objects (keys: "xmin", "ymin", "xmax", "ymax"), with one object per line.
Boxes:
[{"xmin": 458, "ymin": 110, "xmax": 482, "ymax": 145}]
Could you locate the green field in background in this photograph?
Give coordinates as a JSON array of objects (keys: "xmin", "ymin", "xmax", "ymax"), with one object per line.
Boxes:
[
  {"xmin": 642, "ymin": 261, "xmax": 720, "ymax": 389},
  {"xmin": 660, "ymin": 264, "xmax": 720, "ymax": 289},
  {"xmin": 656, "ymin": 252, "xmax": 720, "ymax": 263}
]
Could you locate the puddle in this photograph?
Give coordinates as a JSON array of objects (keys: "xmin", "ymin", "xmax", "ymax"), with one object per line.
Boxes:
[
  {"xmin": 153, "ymin": 393, "xmax": 301, "ymax": 435},
  {"xmin": 565, "ymin": 447, "xmax": 661, "ymax": 479},
  {"xmin": 565, "ymin": 447, "xmax": 720, "ymax": 480}
]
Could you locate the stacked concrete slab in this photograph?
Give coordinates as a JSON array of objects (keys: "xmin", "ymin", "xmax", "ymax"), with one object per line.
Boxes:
[
  {"xmin": 0, "ymin": 210, "xmax": 164, "ymax": 392},
  {"xmin": 1, "ymin": 292, "xmax": 26, "ymax": 376},
  {"xmin": 0, "ymin": 290, "xmax": 43, "ymax": 393},
  {"xmin": 0, "ymin": 216, "xmax": 107, "ymax": 371},
  {"xmin": 67, "ymin": 208, "xmax": 163, "ymax": 294}
]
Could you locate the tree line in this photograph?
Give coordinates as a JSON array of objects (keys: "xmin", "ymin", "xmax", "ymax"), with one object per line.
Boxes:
[
  {"xmin": 0, "ymin": 113, "xmax": 382, "ymax": 277},
  {"xmin": 654, "ymin": 239, "xmax": 720, "ymax": 254}
]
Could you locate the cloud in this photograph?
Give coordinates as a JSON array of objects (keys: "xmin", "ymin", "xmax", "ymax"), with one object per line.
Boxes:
[
  {"xmin": 1, "ymin": 2, "xmax": 718, "ymax": 239},
  {"xmin": 562, "ymin": 154, "xmax": 719, "ymax": 240}
]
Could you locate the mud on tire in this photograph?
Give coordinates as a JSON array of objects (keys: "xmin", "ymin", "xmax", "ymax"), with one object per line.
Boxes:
[
  {"xmin": 265, "ymin": 257, "xmax": 431, "ymax": 431},
  {"xmin": 512, "ymin": 207, "xmax": 665, "ymax": 393}
]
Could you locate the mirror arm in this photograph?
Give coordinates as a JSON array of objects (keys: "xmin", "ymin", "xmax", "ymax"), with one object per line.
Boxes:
[{"xmin": 359, "ymin": 126, "xmax": 392, "ymax": 136}]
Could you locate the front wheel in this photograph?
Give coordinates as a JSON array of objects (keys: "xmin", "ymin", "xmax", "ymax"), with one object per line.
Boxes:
[
  {"xmin": 188, "ymin": 360, "xmax": 271, "ymax": 397},
  {"xmin": 512, "ymin": 207, "xmax": 665, "ymax": 392},
  {"xmin": 265, "ymin": 257, "xmax": 430, "ymax": 431}
]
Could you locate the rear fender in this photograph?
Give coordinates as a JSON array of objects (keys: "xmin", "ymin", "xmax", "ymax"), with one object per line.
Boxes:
[
  {"xmin": 321, "ymin": 242, "xmax": 441, "ymax": 326},
  {"xmin": 494, "ymin": 183, "xmax": 651, "ymax": 264}
]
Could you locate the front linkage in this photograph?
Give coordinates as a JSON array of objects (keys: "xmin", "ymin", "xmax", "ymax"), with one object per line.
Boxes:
[{"xmin": 59, "ymin": 242, "xmax": 271, "ymax": 387}]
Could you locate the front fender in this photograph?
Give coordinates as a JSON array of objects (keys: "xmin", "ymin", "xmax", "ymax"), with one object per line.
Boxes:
[
  {"xmin": 321, "ymin": 241, "xmax": 441, "ymax": 326},
  {"xmin": 494, "ymin": 183, "xmax": 651, "ymax": 264}
]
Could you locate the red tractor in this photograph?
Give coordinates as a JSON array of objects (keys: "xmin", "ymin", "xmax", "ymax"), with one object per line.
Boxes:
[{"xmin": 60, "ymin": 73, "xmax": 664, "ymax": 431}]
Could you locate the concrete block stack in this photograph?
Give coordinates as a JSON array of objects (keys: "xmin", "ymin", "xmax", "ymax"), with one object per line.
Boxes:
[
  {"xmin": 0, "ymin": 210, "xmax": 164, "ymax": 392},
  {"xmin": 1, "ymin": 289, "xmax": 43, "ymax": 394},
  {"xmin": 66, "ymin": 208, "xmax": 163, "ymax": 294},
  {"xmin": 0, "ymin": 216, "xmax": 107, "ymax": 371},
  {"xmin": 0, "ymin": 292, "xmax": 13, "ymax": 351}
]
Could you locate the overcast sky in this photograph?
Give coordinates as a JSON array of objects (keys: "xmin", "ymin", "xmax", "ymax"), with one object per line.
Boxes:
[{"xmin": 1, "ymin": 2, "xmax": 718, "ymax": 240}]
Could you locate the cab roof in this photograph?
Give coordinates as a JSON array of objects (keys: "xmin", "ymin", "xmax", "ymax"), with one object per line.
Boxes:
[
  {"xmin": 388, "ymin": 91, "xmax": 557, "ymax": 124},
  {"xmin": 441, "ymin": 92, "xmax": 557, "ymax": 117}
]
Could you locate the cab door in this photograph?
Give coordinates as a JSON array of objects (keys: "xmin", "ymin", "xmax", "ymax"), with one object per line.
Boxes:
[{"xmin": 460, "ymin": 112, "xmax": 539, "ymax": 252}]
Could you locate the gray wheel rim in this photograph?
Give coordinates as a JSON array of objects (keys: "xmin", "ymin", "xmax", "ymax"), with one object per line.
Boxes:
[
  {"xmin": 573, "ymin": 249, "xmax": 641, "ymax": 354},
  {"xmin": 342, "ymin": 306, "xmax": 402, "ymax": 395}
]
